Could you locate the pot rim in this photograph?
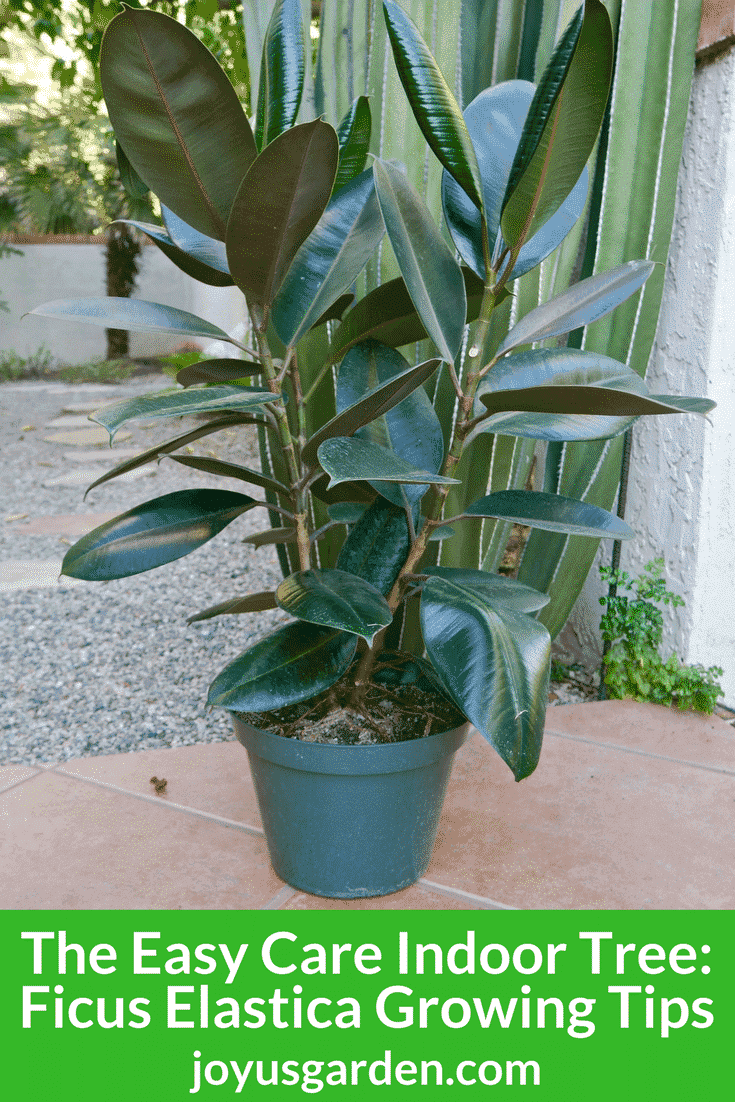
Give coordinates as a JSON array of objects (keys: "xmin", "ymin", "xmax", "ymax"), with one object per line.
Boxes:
[{"xmin": 230, "ymin": 713, "xmax": 473, "ymax": 776}]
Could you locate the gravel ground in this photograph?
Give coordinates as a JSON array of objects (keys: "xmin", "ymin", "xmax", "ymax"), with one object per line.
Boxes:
[{"xmin": 1, "ymin": 376, "xmax": 289, "ymax": 765}]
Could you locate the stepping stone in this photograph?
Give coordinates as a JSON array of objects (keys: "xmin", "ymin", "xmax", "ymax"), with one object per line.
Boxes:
[
  {"xmin": 43, "ymin": 427, "xmax": 131, "ymax": 446},
  {"xmin": 0, "ymin": 561, "xmax": 84, "ymax": 592},
  {"xmin": 43, "ymin": 467, "xmax": 156, "ymax": 488},
  {"xmin": 45, "ymin": 415, "xmax": 99, "ymax": 429},
  {"xmin": 9, "ymin": 513, "xmax": 119, "ymax": 536},
  {"xmin": 63, "ymin": 448, "xmax": 141, "ymax": 462}
]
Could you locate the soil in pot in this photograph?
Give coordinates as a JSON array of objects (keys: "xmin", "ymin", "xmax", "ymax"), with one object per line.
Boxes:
[{"xmin": 234, "ymin": 650, "xmax": 467, "ymax": 746}]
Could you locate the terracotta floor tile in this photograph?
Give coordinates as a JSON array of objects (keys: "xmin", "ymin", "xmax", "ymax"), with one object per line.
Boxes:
[
  {"xmin": 56, "ymin": 742, "xmax": 262, "ymax": 828},
  {"xmin": 426, "ymin": 731, "xmax": 735, "ymax": 910},
  {"xmin": 1, "ymin": 770, "xmax": 283, "ymax": 909},
  {"xmin": 281, "ymin": 883, "xmax": 492, "ymax": 910},
  {"xmin": 0, "ymin": 764, "xmax": 41, "ymax": 794},
  {"xmin": 545, "ymin": 699, "xmax": 735, "ymax": 771}
]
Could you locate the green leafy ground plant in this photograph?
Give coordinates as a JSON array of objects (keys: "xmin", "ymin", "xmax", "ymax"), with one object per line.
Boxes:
[
  {"xmin": 30, "ymin": 2, "xmax": 714, "ymax": 780},
  {"xmin": 599, "ymin": 558, "xmax": 724, "ymax": 714}
]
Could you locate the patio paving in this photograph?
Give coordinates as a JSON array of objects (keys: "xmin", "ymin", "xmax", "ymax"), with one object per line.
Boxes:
[{"xmin": 2, "ymin": 700, "xmax": 732, "ymax": 910}]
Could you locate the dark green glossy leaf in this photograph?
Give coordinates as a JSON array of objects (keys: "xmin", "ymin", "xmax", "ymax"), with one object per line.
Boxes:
[
  {"xmin": 167, "ymin": 454, "xmax": 291, "ymax": 499},
  {"xmin": 187, "ymin": 592, "xmax": 279, "ymax": 624},
  {"xmin": 336, "ymin": 497, "xmax": 410, "ymax": 595},
  {"xmin": 464, "ymin": 489, "xmax": 634, "ymax": 539},
  {"xmin": 29, "ymin": 298, "xmax": 236, "ymax": 344},
  {"xmin": 310, "ymin": 475, "xmax": 377, "ymax": 507},
  {"xmin": 100, "ymin": 8, "xmax": 256, "ymax": 240},
  {"xmin": 501, "ymin": 0, "xmax": 613, "ymax": 249},
  {"xmin": 116, "ymin": 140, "xmax": 149, "ymax": 200},
  {"xmin": 421, "ymin": 575, "xmax": 551, "ymax": 780},
  {"xmin": 424, "ymin": 566, "xmax": 550, "ymax": 612},
  {"xmin": 243, "ymin": 527, "xmax": 297, "ymax": 547},
  {"xmin": 311, "ymin": 293, "xmax": 355, "ymax": 329},
  {"xmin": 472, "ymin": 349, "xmax": 645, "ymax": 442},
  {"xmin": 383, "ymin": 0, "xmax": 482, "ymax": 209},
  {"xmin": 327, "ymin": 503, "xmax": 367, "ymax": 525},
  {"xmin": 255, "ymin": 0, "xmax": 305, "ymax": 150},
  {"xmin": 60, "ymin": 489, "xmax": 256, "ymax": 581},
  {"xmin": 207, "ymin": 621, "xmax": 358, "ymax": 711},
  {"xmin": 302, "ymin": 351, "xmax": 441, "ymax": 467},
  {"xmin": 478, "ymin": 384, "xmax": 711, "ymax": 419},
  {"xmin": 328, "ymin": 267, "xmax": 495, "ymax": 364},
  {"xmin": 647, "ymin": 395, "xmax": 716, "ymax": 415},
  {"xmin": 112, "ymin": 219, "xmax": 235, "ymax": 287},
  {"xmin": 226, "ymin": 119, "xmax": 339, "ymax": 314},
  {"xmin": 441, "ymin": 79, "xmax": 589, "ymax": 279},
  {"xmin": 373, "ymin": 158, "xmax": 466, "ymax": 363},
  {"xmin": 90, "ymin": 386, "xmax": 274, "ymax": 442},
  {"xmin": 81, "ymin": 415, "xmax": 259, "ymax": 498},
  {"xmin": 271, "ymin": 168, "xmax": 385, "ymax": 347},
  {"xmin": 176, "ymin": 360, "xmax": 264, "ymax": 387},
  {"xmin": 317, "ymin": 436, "xmax": 460, "ymax": 488},
  {"xmin": 334, "ymin": 95, "xmax": 372, "ymax": 192},
  {"xmin": 472, "ymin": 408, "xmax": 636, "ymax": 443},
  {"xmin": 276, "ymin": 568, "xmax": 392, "ymax": 643},
  {"xmin": 335, "ymin": 340, "xmax": 444, "ymax": 509},
  {"xmin": 428, "ymin": 526, "xmax": 455, "ymax": 542},
  {"xmin": 495, "ymin": 261, "xmax": 656, "ymax": 357},
  {"xmin": 160, "ymin": 204, "xmax": 232, "ymax": 277}
]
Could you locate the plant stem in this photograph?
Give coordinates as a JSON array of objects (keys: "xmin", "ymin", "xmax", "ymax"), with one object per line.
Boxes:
[{"xmin": 250, "ymin": 306, "xmax": 312, "ymax": 572}]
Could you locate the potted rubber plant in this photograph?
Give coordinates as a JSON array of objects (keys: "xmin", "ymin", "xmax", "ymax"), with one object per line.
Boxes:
[{"xmin": 31, "ymin": 0, "xmax": 713, "ymax": 898}]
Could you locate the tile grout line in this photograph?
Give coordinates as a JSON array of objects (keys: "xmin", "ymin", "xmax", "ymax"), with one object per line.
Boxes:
[
  {"xmin": 0, "ymin": 768, "xmax": 43, "ymax": 795},
  {"xmin": 261, "ymin": 885, "xmax": 299, "ymax": 909},
  {"xmin": 545, "ymin": 729, "xmax": 735, "ymax": 776},
  {"xmin": 45, "ymin": 765, "xmax": 266, "ymax": 836},
  {"xmin": 419, "ymin": 878, "xmax": 517, "ymax": 910}
]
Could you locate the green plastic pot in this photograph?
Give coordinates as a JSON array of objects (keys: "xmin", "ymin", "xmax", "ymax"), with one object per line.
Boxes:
[{"xmin": 231, "ymin": 715, "xmax": 472, "ymax": 899}]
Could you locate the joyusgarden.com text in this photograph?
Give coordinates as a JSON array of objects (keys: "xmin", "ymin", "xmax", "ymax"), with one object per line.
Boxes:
[{"xmin": 19, "ymin": 928, "xmax": 715, "ymax": 1092}]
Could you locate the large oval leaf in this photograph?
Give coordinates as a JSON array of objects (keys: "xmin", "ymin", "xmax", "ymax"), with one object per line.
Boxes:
[
  {"xmin": 424, "ymin": 567, "xmax": 549, "ymax": 613},
  {"xmin": 226, "ymin": 119, "xmax": 339, "ymax": 315},
  {"xmin": 335, "ymin": 341, "xmax": 444, "ymax": 509},
  {"xmin": 167, "ymin": 455, "xmax": 291, "ymax": 499},
  {"xmin": 100, "ymin": 7, "xmax": 256, "ymax": 241},
  {"xmin": 442, "ymin": 81, "xmax": 535, "ymax": 275},
  {"xmin": 81, "ymin": 414, "xmax": 259, "ymax": 497},
  {"xmin": 28, "ymin": 298, "xmax": 237, "ymax": 344},
  {"xmin": 160, "ymin": 205, "xmax": 232, "ymax": 276},
  {"xmin": 187, "ymin": 592, "xmax": 279, "ymax": 624},
  {"xmin": 112, "ymin": 219, "xmax": 234, "ymax": 287},
  {"xmin": 373, "ymin": 158, "xmax": 467, "ymax": 364},
  {"xmin": 495, "ymin": 261, "xmax": 656, "ymax": 357},
  {"xmin": 255, "ymin": 0, "xmax": 305, "ymax": 150},
  {"xmin": 442, "ymin": 83, "xmax": 590, "ymax": 281},
  {"xmin": 472, "ymin": 408, "xmax": 637, "ymax": 443},
  {"xmin": 271, "ymin": 168, "xmax": 385, "ymax": 348},
  {"xmin": 421, "ymin": 575, "xmax": 551, "ymax": 780},
  {"xmin": 302, "ymin": 350, "xmax": 441, "ymax": 467},
  {"xmin": 60, "ymin": 489, "xmax": 256, "ymax": 581},
  {"xmin": 501, "ymin": 0, "xmax": 613, "ymax": 249},
  {"xmin": 463, "ymin": 489, "xmax": 634, "ymax": 539},
  {"xmin": 90, "ymin": 386, "xmax": 275, "ymax": 442},
  {"xmin": 329, "ymin": 267, "xmax": 490, "ymax": 365},
  {"xmin": 207, "ymin": 621, "xmax": 358, "ymax": 711},
  {"xmin": 317, "ymin": 436, "xmax": 460, "ymax": 488},
  {"xmin": 383, "ymin": 0, "xmax": 482, "ymax": 210},
  {"xmin": 334, "ymin": 95, "xmax": 372, "ymax": 192},
  {"xmin": 336, "ymin": 497, "xmax": 410, "ymax": 595},
  {"xmin": 276, "ymin": 568, "xmax": 392, "ymax": 644},
  {"xmin": 176, "ymin": 360, "xmax": 264, "ymax": 387}
]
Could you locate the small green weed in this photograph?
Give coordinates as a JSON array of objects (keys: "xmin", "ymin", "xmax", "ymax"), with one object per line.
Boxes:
[
  {"xmin": 0, "ymin": 346, "xmax": 55, "ymax": 380},
  {"xmin": 599, "ymin": 557, "xmax": 724, "ymax": 713}
]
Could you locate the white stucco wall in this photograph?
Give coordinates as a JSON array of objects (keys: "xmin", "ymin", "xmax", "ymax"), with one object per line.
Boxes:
[
  {"xmin": 563, "ymin": 47, "xmax": 735, "ymax": 706},
  {"xmin": 1, "ymin": 242, "xmax": 246, "ymax": 363}
]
